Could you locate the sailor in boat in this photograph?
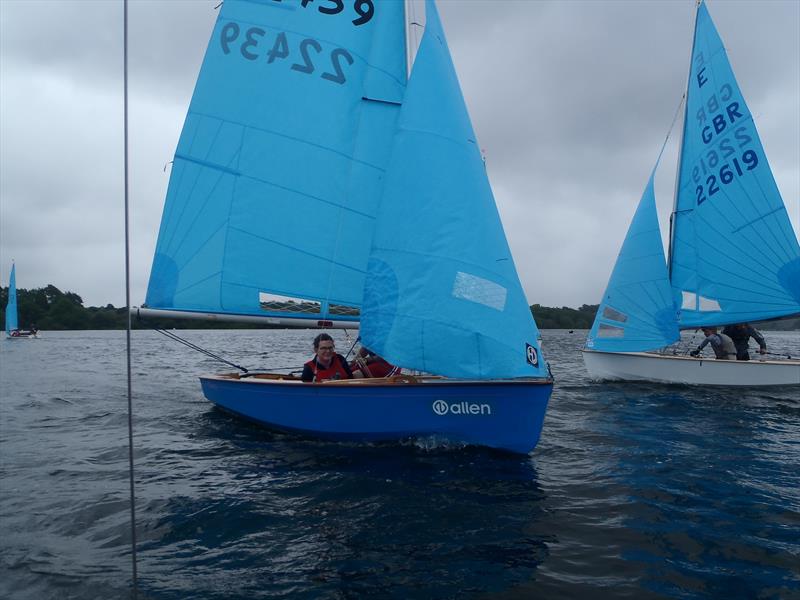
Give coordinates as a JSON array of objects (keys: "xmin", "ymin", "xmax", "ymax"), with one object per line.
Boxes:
[
  {"xmin": 301, "ymin": 333, "xmax": 363, "ymax": 383},
  {"xmin": 350, "ymin": 347, "xmax": 399, "ymax": 379},
  {"xmin": 690, "ymin": 327, "xmax": 737, "ymax": 360},
  {"xmin": 721, "ymin": 323, "xmax": 767, "ymax": 361}
]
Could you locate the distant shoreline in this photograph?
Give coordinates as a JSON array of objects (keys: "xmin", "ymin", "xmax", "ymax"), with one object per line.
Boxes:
[{"xmin": 2, "ymin": 285, "xmax": 798, "ymax": 331}]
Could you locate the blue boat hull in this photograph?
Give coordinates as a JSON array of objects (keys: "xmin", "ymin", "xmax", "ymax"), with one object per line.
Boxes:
[{"xmin": 199, "ymin": 374, "xmax": 552, "ymax": 454}]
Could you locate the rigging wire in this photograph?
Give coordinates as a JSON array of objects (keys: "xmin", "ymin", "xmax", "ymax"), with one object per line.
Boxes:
[
  {"xmin": 151, "ymin": 325, "xmax": 304, "ymax": 374},
  {"xmin": 683, "ymin": 329, "xmax": 699, "ymax": 355},
  {"xmin": 141, "ymin": 321, "xmax": 365, "ymax": 375},
  {"xmin": 123, "ymin": 0, "xmax": 138, "ymax": 594},
  {"xmin": 154, "ymin": 328, "xmax": 250, "ymax": 373},
  {"xmin": 343, "ymin": 333, "xmax": 360, "ymax": 361}
]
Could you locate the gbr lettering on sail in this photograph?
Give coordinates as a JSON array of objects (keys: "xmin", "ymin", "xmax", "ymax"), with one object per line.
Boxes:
[{"xmin": 691, "ymin": 53, "xmax": 760, "ymax": 206}]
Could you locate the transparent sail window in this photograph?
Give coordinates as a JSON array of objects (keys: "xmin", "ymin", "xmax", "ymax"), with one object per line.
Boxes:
[
  {"xmin": 451, "ymin": 272, "xmax": 507, "ymax": 312},
  {"xmin": 699, "ymin": 296, "xmax": 721, "ymax": 312},
  {"xmin": 329, "ymin": 304, "xmax": 360, "ymax": 317},
  {"xmin": 681, "ymin": 291, "xmax": 697, "ymax": 310},
  {"xmin": 602, "ymin": 306, "xmax": 628, "ymax": 323},
  {"xmin": 597, "ymin": 324, "xmax": 625, "ymax": 338},
  {"xmin": 259, "ymin": 292, "xmax": 321, "ymax": 314}
]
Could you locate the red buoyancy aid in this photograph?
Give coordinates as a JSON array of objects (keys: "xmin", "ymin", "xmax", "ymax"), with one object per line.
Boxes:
[{"xmin": 305, "ymin": 353, "xmax": 351, "ymax": 382}]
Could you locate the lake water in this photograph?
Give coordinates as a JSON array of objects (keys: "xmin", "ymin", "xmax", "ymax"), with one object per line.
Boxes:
[{"xmin": 1, "ymin": 329, "xmax": 799, "ymax": 599}]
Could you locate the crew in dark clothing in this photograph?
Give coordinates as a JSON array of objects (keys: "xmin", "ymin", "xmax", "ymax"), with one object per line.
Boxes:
[
  {"xmin": 721, "ymin": 323, "xmax": 766, "ymax": 361},
  {"xmin": 300, "ymin": 333, "xmax": 358, "ymax": 382}
]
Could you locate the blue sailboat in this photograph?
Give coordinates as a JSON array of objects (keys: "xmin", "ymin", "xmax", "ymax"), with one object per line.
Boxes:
[
  {"xmin": 583, "ymin": 0, "xmax": 800, "ymax": 386},
  {"xmin": 139, "ymin": 0, "xmax": 553, "ymax": 453},
  {"xmin": 5, "ymin": 264, "xmax": 38, "ymax": 339}
]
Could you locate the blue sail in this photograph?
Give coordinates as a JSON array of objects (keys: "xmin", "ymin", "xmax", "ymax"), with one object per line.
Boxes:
[
  {"xmin": 360, "ymin": 0, "xmax": 546, "ymax": 379},
  {"xmin": 146, "ymin": 0, "xmax": 407, "ymax": 322},
  {"xmin": 5, "ymin": 264, "xmax": 18, "ymax": 333},
  {"xmin": 587, "ymin": 169, "xmax": 679, "ymax": 352},
  {"xmin": 670, "ymin": 1, "xmax": 800, "ymax": 328}
]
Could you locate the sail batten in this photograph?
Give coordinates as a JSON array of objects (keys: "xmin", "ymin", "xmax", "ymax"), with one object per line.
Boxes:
[
  {"xmin": 730, "ymin": 206, "xmax": 790, "ymax": 234},
  {"xmin": 184, "ymin": 110, "xmax": 397, "ymax": 172},
  {"xmin": 175, "ymin": 154, "xmax": 242, "ymax": 177}
]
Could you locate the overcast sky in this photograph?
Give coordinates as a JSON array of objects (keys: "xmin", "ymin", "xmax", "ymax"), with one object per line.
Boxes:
[{"xmin": 1, "ymin": 0, "xmax": 798, "ymax": 311}]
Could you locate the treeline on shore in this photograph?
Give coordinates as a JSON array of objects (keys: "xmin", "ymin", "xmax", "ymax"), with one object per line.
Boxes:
[{"xmin": 2, "ymin": 285, "xmax": 798, "ymax": 331}]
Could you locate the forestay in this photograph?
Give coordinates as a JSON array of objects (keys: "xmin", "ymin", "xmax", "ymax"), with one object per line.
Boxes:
[
  {"xmin": 360, "ymin": 0, "xmax": 546, "ymax": 379},
  {"xmin": 146, "ymin": 0, "xmax": 406, "ymax": 322},
  {"xmin": 670, "ymin": 1, "xmax": 800, "ymax": 327}
]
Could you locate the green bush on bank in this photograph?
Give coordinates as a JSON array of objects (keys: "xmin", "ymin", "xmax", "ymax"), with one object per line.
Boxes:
[{"xmin": 1, "ymin": 285, "xmax": 797, "ymax": 331}]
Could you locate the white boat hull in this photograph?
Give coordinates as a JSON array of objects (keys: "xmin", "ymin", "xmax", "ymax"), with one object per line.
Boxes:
[
  {"xmin": 582, "ymin": 349, "xmax": 800, "ymax": 386},
  {"xmin": 5, "ymin": 332, "xmax": 39, "ymax": 340}
]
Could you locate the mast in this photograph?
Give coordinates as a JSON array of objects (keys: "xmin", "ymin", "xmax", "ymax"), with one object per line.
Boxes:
[
  {"xmin": 404, "ymin": 0, "xmax": 425, "ymax": 79},
  {"xmin": 667, "ymin": 0, "xmax": 702, "ymax": 280}
]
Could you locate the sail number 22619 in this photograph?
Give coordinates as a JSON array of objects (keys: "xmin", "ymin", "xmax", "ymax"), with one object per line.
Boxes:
[{"xmin": 695, "ymin": 149, "xmax": 758, "ymax": 206}]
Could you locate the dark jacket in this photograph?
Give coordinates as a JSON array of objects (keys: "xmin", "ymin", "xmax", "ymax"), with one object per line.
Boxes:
[{"xmin": 721, "ymin": 325, "xmax": 766, "ymax": 360}]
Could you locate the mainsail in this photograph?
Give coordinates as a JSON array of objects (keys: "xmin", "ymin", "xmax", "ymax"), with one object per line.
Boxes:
[
  {"xmin": 5, "ymin": 264, "xmax": 18, "ymax": 333},
  {"xmin": 360, "ymin": 0, "xmax": 546, "ymax": 378},
  {"xmin": 146, "ymin": 0, "xmax": 407, "ymax": 322},
  {"xmin": 669, "ymin": 1, "xmax": 800, "ymax": 327},
  {"xmin": 587, "ymin": 169, "xmax": 679, "ymax": 352}
]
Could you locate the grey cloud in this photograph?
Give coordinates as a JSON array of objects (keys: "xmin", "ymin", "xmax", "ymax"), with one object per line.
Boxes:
[{"xmin": 1, "ymin": 0, "xmax": 797, "ymax": 310}]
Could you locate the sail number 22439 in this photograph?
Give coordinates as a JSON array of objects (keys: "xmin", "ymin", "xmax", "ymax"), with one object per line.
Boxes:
[
  {"xmin": 220, "ymin": 23, "xmax": 355, "ymax": 85},
  {"xmin": 272, "ymin": 0, "xmax": 374, "ymax": 27}
]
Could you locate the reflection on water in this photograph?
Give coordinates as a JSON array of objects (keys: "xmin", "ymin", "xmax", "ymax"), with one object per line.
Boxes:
[{"xmin": 1, "ymin": 329, "xmax": 798, "ymax": 599}]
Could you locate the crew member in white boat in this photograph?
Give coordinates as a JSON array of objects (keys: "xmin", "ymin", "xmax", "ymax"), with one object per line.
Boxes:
[
  {"xmin": 721, "ymin": 323, "xmax": 767, "ymax": 361},
  {"xmin": 301, "ymin": 333, "xmax": 363, "ymax": 382},
  {"xmin": 690, "ymin": 327, "xmax": 737, "ymax": 360}
]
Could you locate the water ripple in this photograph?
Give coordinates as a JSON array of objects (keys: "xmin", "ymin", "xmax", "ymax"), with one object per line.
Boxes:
[{"xmin": 1, "ymin": 329, "xmax": 799, "ymax": 599}]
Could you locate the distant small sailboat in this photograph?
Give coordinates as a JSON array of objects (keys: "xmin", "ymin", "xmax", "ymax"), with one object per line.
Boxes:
[
  {"xmin": 5, "ymin": 264, "xmax": 39, "ymax": 340},
  {"xmin": 583, "ymin": 0, "xmax": 800, "ymax": 386},
  {"xmin": 138, "ymin": 0, "xmax": 552, "ymax": 452}
]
